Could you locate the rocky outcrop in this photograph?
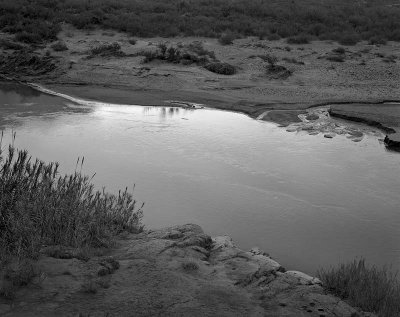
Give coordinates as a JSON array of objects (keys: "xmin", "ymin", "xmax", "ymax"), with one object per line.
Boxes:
[
  {"xmin": 384, "ymin": 129, "xmax": 400, "ymax": 151},
  {"xmin": 0, "ymin": 224, "xmax": 375, "ymax": 316}
]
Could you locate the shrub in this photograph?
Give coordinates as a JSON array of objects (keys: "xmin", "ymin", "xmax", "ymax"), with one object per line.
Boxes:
[
  {"xmin": 267, "ymin": 34, "xmax": 281, "ymax": 41},
  {"xmin": 89, "ymin": 42, "xmax": 125, "ymax": 57},
  {"xmin": 338, "ymin": 34, "xmax": 361, "ymax": 46},
  {"xmin": 218, "ymin": 32, "xmax": 236, "ymax": 45},
  {"xmin": 286, "ymin": 34, "xmax": 311, "ymax": 44},
  {"xmin": 128, "ymin": 38, "xmax": 137, "ymax": 45},
  {"xmin": 0, "ymin": 145, "xmax": 144, "ymax": 261},
  {"xmin": 50, "ymin": 41, "xmax": 68, "ymax": 51},
  {"xmin": 318, "ymin": 259, "xmax": 400, "ymax": 317},
  {"xmin": 369, "ymin": 36, "xmax": 387, "ymax": 45},
  {"xmin": 204, "ymin": 62, "xmax": 236, "ymax": 75},
  {"xmin": 182, "ymin": 261, "xmax": 199, "ymax": 271},
  {"xmin": 332, "ymin": 47, "xmax": 345, "ymax": 54}
]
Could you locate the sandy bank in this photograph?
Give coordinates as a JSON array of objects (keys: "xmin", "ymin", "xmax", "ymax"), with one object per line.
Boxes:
[{"xmin": 0, "ymin": 224, "xmax": 375, "ymax": 317}]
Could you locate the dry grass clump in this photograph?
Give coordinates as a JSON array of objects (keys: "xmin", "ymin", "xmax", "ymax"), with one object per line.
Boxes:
[
  {"xmin": 182, "ymin": 261, "xmax": 199, "ymax": 272},
  {"xmin": 0, "ymin": 141, "xmax": 144, "ymax": 262},
  {"xmin": 318, "ymin": 259, "xmax": 400, "ymax": 317},
  {"xmin": 88, "ymin": 42, "xmax": 125, "ymax": 58}
]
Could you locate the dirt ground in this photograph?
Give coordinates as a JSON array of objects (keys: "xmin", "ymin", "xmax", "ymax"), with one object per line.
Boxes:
[{"xmin": 20, "ymin": 25, "xmax": 400, "ymax": 118}]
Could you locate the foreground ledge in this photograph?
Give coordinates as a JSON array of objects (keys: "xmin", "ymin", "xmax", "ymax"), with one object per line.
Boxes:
[{"xmin": 0, "ymin": 224, "xmax": 375, "ymax": 316}]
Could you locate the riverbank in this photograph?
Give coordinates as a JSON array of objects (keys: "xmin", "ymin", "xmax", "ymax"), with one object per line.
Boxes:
[{"xmin": 0, "ymin": 224, "xmax": 376, "ymax": 317}]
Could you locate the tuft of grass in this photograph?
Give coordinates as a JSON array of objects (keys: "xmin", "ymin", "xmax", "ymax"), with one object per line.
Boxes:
[
  {"xmin": 318, "ymin": 259, "xmax": 400, "ymax": 317},
  {"xmin": 0, "ymin": 141, "xmax": 144, "ymax": 262},
  {"xmin": 0, "ymin": 259, "xmax": 36, "ymax": 299},
  {"xmin": 182, "ymin": 261, "xmax": 199, "ymax": 271}
]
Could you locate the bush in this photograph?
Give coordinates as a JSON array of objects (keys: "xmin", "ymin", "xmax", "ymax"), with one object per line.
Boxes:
[
  {"xmin": 338, "ymin": 34, "xmax": 361, "ymax": 46},
  {"xmin": 0, "ymin": 145, "xmax": 144, "ymax": 261},
  {"xmin": 369, "ymin": 36, "xmax": 387, "ymax": 45},
  {"xmin": 286, "ymin": 34, "xmax": 311, "ymax": 44},
  {"xmin": 204, "ymin": 62, "xmax": 236, "ymax": 75},
  {"xmin": 128, "ymin": 38, "xmax": 137, "ymax": 45},
  {"xmin": 267, "ymin": 34, "xmax": 281, "ymax": 41},
  {"xmin": 50, "ymin": 41, "xmax": 68, "ymax": 51},
  {"xmin": 89, "ymin": 42, "xmax": 125, "ymax": 57},
  {"xmin": 332, "ymin": 47, "xmax": 345, "ymax": 54},
  {"xmin": 318, "ymin": 259, "xmax": 400, "ymax": 317},
  {"xmin": 218, "ymin": 32, "xmax": 236, "ymax": 45},
  {"xmin": 0, "ymin": 39, "xmax": 24, "ymax": 50}
]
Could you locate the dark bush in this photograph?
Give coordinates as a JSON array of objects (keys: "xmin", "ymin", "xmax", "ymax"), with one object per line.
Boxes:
[
  {"xmin": 128, "ymin": 38, "xmax": 137, "ymax": 45},
  {"xmin": 218, "ymin": 32, "xmax": 236, "ymax": 45},
  {"xmin": 286, "ymin": 34, "xmax": 311, "ymax": 44},
  {"xmin": 204, "ymin": 62, "xmax": 236, "ymax": 75},
  {"xmin": 267, "ymin": 34, "xmax": 281, "ymax": 41},
  {"xmin": 338, "ymin": 34, "xmax": 360, "ymax": 46},
  {"xmin": 89, "ymin": 42, "xmax": 125, "ymax": 57},
  {"xmin": 369, "ymin": 36, "xmax": 387, "ymax": 45},
  {"xmin": 332, "ymin": 47, "xmax": 345, "ymax": 54},
  {"xmin": 50, "ymin": 41, "xmax": 68, "ymax": 51}
]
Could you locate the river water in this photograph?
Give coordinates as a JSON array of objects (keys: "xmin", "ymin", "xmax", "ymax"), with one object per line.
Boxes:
[{"xmin": 1, "ymin": 81, "xmax": 399, "ymax": 275}]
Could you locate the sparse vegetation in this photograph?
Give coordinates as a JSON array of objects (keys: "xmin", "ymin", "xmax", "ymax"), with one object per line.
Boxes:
[
  {"xmin": 0, "ymin": 0, "xmax": 400, "ymax": 44},
  {"xmin": 326, "ymin": 55, "xmax": 345, "ymax": 62},
  {"xmin": 369, "ymin": 36, "xmax": 387, "ymax": 45},
  {"xmin": 318, "ymin": 259, "xmax": 400, "ymax": 317},
  {"xmin": 332, "ymin": 47, "xmax": 345, "ymax": 54},
  {"xmin": 128, "ymin": 38, "xmax": 137, "ymax": 45},
  {"xmin": 282, "ymin": 57, "xmax": 304, "ymax": 65}
]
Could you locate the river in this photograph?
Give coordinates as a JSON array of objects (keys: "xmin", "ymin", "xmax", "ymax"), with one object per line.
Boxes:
[{"xmin": 1, "ymin": 80, "xmax": 399, "ymax": 275}]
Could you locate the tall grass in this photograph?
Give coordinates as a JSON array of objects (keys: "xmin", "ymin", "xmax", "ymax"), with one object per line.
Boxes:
[
  {"xmin": 0, "ymin": 138, "xmax": 143, "ymax": 260},
  {"xmin": 318, "ymin": 259, "xmax": 400, "ymax": 317}
]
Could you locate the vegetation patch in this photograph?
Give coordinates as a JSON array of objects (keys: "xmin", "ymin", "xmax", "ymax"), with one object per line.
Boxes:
[
  {"xmin": 88, "ymin": 42, "xmax": 125, "ymax": 58},
  {"xmin": 218, "ymin": 32, "xmax": 236, "ymax": 45},
  {"xmin": 204, "ymin": 62, "xmax": 236, "ymax": 75},
  {"xmin": 50, "ymin": 41, "xmax": 68, "ymax": 52},
  {"xmin": 0, "ymin": 144, "xmax": 144, "ymax": 264},
  {"xmin": 286, "ymin": 34, "xmax": 311, "ymax": 44},
  {"xmin": 338, "ymin": 34, "xmax": 361, "ymax": 46},
  {"xmin": 0, "ymin": 51, "xmax": 57, "ymax": 76},
  {"xmin": 318, "ymin": 259, "xmax": 400, "ymax": 317},
  {"xmin": 1, "ymin": 0, "xmax": 400, "ymax": 43}
]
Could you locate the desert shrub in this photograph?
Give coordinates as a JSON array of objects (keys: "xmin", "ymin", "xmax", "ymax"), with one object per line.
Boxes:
[
  {"xmin": 338, "ymin": 34, "xmax": 360, "ymax": 46},
  {"xmin": 187, "ymin": 41, "xmax": 216, "ymax": 59},
  {"xmin": 89, "ymin": 42, "xmax": 125, "ymax": 57},
  {"xmin": 0, "ymin": 145, "xmax": 144, "ymax": 261},
  {"xmin": 332, "ymin": 47, "xmax": 345, "ymax": 54},
  {"xmin": 14, "ymin": 32, "xmax": 41, "ymax": 44},
  {"xmin": 267, "ymin": 33, "xmax": 281, "ymax": 41},
  {"xmin": 204, "ymin": 62, "xmax": 236, "ymax": 75},
  {"xmin": 218, "ymin": 32, "xmax": 236, "ymax": 45},
  {"xmin": 369, "ymin": 36, "xmax": 387, "ymax": 45},
  {"xmin": 286, "ymin": 34, "xmax": 311, "ymax": 44},
  {"xmin": 258, "ymin": 53, "xmax": 278, "ymax": 66},
  {"xmin": 128, "ymin": 38, "xmax": 137, "ymax": 45},
  {"xmin": 182, "ymin": 261, "xmax": 199, "ymax": 271},
  {"xmin": 318, "ymin": 259, "xmax": 400, "ymax": 317},
  {"xmin": 50, "ymin": 41, "xmax": 68, "ymax": 51},
  {"xmin": 0, "ymin": 259, "xmax": 36, "ymax": 299},
  {"xmin": 1, "ymin": 0, "xmax": 400, "ymax": 43}
]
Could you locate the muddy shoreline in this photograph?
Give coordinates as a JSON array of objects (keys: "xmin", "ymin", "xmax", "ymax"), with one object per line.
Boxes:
[{"xmin": 1, "ymin": 27, "xmax": 400, "ymax": 148}]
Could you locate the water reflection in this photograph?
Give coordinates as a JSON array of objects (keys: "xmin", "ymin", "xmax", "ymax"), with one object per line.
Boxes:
[
  {"xmin": 1, "ymin": 81, "xmax": 400, "ymax": 275},
  {"xmin": 0, "ymin": 81, "xmax": 92, "ymax": 129}
]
